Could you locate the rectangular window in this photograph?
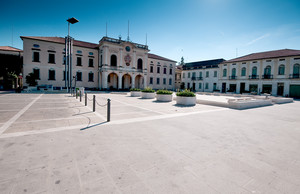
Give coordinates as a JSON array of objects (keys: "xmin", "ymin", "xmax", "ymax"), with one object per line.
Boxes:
[
  {"xmin": 205, "ymin": 83, "xmax": 209, "ymax": 89},
  {"xmin": 192, "ymin": 72, "xmax": 196, "ymax": 78},
  {"xmin": 48, "ymin": 53, "xmax": 55, "ymax": 63},
  {"xmin": 76, "ymin": 72, "xmax": 82, "ymax": 81},
  {"xmin": 157, "ymin": 67, "xmax": 160, "ymax": 73},
  {"xmin": 77, "ymin": 57, "xmax": 82, "ymax": 66},
  {"xmin": 163, "ymin": 78, "xmax": 166, "ymax": 85},
  {"xmin": 33, "ymin": 69, "xmax": 40, "ymax": 79},
  {"xmin": 214, "ymin": 71, "xmax": 217, "ymax": 77},
  {"xmin": 48, "ymin": 70, "xmax": 55, "ymax": 80},
  {"xmin": 199, "ymin": 83, "xmax": 202, "ymax": 89},
  {"xmin": 33, "ymin": 52, "xmax": 40, "ymax": 62},
  {"xmin": 169, "ymin": 78, "xmax": 172, "ymax": 85},
  {"xmin": 88, "ymin": 73, "xmax": 94, "ymax": 82},
  {"xmin": 63, "ymin": 71, "xmax": 68, "ymax": 81},
  {"xmin": 150, "ymin": 66, "xmax": 153, "ymax": 73},
  {"xmin": 188, "ymin": 72, "xmax": 190, "ymax": 78},
  {"xmin": 183, "ymin": 73, "xmax": 185, "ymax": 78},
  {"xmin": 89, "ymin": 58, "xmax": 94, "ymax": 67},
  {"xmin": 163, "ymin": 68, "xmax": 167, "ymax": 74},
  {"xmin": 206, "ymin": 71, "xmax": 209, "ymax": 78},
  {"xmin": 150, "ymin": 77, "xmax": 153, "ymax": 84},
  {"xmin": 156, "ymin": 78, "xmax": 160, "ymax": 84},
  {"xmin": 169, "ymin": 69, "xmax": 172, "ymax": 75},
  {"xmin": 63, "ymin": 56, "xmax": 66, "ymax": 65}
]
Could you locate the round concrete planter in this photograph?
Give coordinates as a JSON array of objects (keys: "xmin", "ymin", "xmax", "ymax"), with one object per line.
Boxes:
[
  {"xmin": 141, "ymin": 92, "xmax": 155, "ymax": 99},
  {"xmin": 156, "ymin": 94, "xmax": 173, "ymax": 102},
  {"xmin": 130, "ymin": 91, "xmax": 141, "ymax": 97},
  {"xmin": 176, "ymin": 96, "xmax": 196, "ymax": 106}
]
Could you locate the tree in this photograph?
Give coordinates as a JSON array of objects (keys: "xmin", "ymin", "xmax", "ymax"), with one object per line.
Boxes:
[
  {"xmin": 25, "ymin": 73, "xmax": 37, "ymax": 86},
  {"xmin": 179, "ymin": 56, "xmax": 185, "ymax": 66}
]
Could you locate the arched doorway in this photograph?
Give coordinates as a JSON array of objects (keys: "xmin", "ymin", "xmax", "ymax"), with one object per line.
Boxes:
[
  {"xmin": 122, "ymin": 74, "xmax": 132, "ymax": 89},
  {"xmin": 107, "ymin": 73, "xmax": 118, "ymax": 90},
  {"xmin": 135, "ymin": 75, "xmax": 144, "ymax": 89}
]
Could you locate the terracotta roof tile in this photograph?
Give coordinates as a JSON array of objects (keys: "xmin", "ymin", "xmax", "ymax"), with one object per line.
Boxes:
[
  {"xmin": 226, "ymin": 49, "xmax": 300, "ymax": 63},
  {"xmin": 20, "ymin": 36, "xmax": 99, "ymax": 49},
  {"xmin": 0, "ymin": 46, "xmax": 22, "ymax": 52},
  {"xmin": 148, "ymin": 53, "xmax": 176, "ymax": 63}
]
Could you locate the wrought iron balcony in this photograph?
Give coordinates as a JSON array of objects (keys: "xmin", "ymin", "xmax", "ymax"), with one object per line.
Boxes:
[
  {"xmin": 229, "ymin": 75, "xmax": 237, "ymax": 80},
  {"xmin": 191, "ymin": 76, "xmax": 197, "ymax": 81},
  {"xmin": 262, "ymin": 74, "xmax": 273, "ymax": 79},
  {"xmin": 249, "ymin": 75, "xmax": 259, "ymax": 79},
  {"xmin": 289, "ymin": 74, "xmax": 300, "ymax": 79},
  {"xmin": 197, "ymin": 77, "xmax": 203, "ymax": 80}
]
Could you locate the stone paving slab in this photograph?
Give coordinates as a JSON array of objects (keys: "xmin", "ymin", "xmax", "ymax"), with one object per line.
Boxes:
[{"xmin": 0, "ymin": 93, "xmax": 300, "ymax": 193}]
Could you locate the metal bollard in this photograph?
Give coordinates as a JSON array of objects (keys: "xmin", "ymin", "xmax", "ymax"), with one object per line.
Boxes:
[
  {"xmin": 80, "ymin": 91, "xmax": 82, "ymax": 102},
  {"xmin": 76, "ymin": 90, "xmax": 78, "ymax": 99},
  {"xmin": 85, "ymin": 92, "xmax": 87, "ymax": 106},
  {"xmin": 107, "ymin": 98, "xmax": 111, "ymax": 122},
  {"xmin": 93, "ymin": 95, "xmax": 96, "ymax": 112}
]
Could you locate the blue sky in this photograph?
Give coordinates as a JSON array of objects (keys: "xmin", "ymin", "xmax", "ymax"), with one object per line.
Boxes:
[{"xmin": 1, "ymin": 0, "xmax": 300, "ymax": 63}]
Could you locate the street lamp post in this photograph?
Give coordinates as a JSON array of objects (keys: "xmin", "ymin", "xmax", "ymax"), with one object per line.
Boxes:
[{"xmin": 65, "ymin": 17, "xmax": 79, "ymax": 93}]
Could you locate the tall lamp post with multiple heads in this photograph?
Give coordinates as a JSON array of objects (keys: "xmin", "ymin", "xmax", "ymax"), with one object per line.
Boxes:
[{"xmin": 65, "ymin": 17, "xmax": 79, "ymax": 93}]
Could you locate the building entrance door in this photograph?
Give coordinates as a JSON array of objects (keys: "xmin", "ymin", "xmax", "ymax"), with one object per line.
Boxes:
[
  {"xmin": 192, "ymin": 83, "xmax": 195, "ymax": 91},
  {"xmin": 240, "ymin": 83, "xmax": 245, "ymax": 94},
  {"xmin": 262, "ymin": 84, "xmax": 272, "ymax": 94},
  {"xmin": 277, "ymin": 83, "xmax": 284, "ymax": 96},
  {"xmin": 222, "ymin": 83, "xmax": 226, "ymax": 93}
]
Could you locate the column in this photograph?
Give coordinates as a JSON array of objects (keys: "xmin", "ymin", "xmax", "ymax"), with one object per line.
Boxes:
[
  {"xmin": 133, "ymin": 51, "xmax": 136, "ymax": 69},
  {"xmin": 102, "ymin": 71, "xmax": 108, "ymax": 90},
  {"xmin": 131, "ymin": 74, "xmax": 135, "ymax": 88},
  {"xmin": 104, "ymin": 46, "xmax": 108, "ymax": 66},
  {"xmin": 144, "ymin": 53, "xmax": 148, "ymax": 72},
  {"xmin": 118, "ymin": 73, "xmax": 122, "ymax": 90},
  {"xmin": 119, "ymin": 48, "xmax": 123, "ymax": 67}
]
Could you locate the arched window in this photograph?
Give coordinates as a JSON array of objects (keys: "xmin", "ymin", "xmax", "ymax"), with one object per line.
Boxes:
[
  {"xmin": 293, "ymin": 64, "xmax": 300, "ymax": 75},
  {"xmin": 231, "ymin": 68, "xmax": 236, "ymax": 76},
  {"xmin": 241, "ymin": 67, "xmax": 246, "ymax": 76},
  {"xmin": 278, "ymin": 65, "xmax": 285, "ymax": 75},
  {"xmin": 110, "ymin": 55, "xmax": 117, "ymax": 66},
  {"xmin": 223, "ymin": 69, "xmax": 227, "ymax": 77},
  {"xmin": 88, "ymin": 72, "xmax": 94, "ymax": 82},
  {"xmin": 137, "ymin": 58, "xmax": 143, "ymax": 70},
  {"xmin": 252, "ymin": 66, "xmax": 257, "ymax": 75},
  {"xmin": 264, "ymin": 65, "xmax": 271, "ymax": 75}
]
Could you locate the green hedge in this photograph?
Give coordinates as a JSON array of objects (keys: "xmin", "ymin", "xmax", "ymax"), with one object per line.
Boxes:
[
  {"xmin": 130, "ymin": 88, "xmax": 141, "ymax": 91},
  {"xmin": 142, "ymin": 87, "xmax": 155, "ymax": 93},
  {"xmin": 156, "ymin": 90, "xmax": 173, "ymax": 95},
  {"xmin": 176, "ymin": 89, "xmax": 195, "ymax": 97}
]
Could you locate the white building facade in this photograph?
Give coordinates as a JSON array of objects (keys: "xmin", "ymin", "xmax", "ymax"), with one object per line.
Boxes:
[
  {"xmin": 181, "ymin": 59, "xmax": 225, "ymax": 92},
  {"xmin": 219, "ymin": 49, "xmax": 300, "ymax": 97},
  {"xmin": 21, "ymin": 36, "xmax": 176, "ymax": 90}
]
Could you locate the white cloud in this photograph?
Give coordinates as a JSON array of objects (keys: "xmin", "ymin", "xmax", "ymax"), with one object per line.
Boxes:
[{"xmin": 246, "ymin": 33, "xmax": 270, "ymax": 46}]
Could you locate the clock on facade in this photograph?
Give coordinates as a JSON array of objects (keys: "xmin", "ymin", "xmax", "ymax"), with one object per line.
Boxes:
[{"xmin": 125, "ymin": 46, "xmax": 131, "ymax": 52}]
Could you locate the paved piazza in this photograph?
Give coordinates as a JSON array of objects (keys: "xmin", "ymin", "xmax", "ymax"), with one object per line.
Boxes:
[{"xmin": 0, "ymin": 92, "xmax": 299, "ymax": 194}]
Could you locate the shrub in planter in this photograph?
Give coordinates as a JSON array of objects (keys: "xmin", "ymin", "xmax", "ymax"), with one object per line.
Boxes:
[
  {"xmin": 130, "ymin": 88, "xmax": 142, "ymax": 97},
  {"xmin": 176, "ymin": 89, "xmax": 196, "ymax": 105},
  {"xmin": 141, "ymin": 87, "xmax": 155, "ymax": 99},
  {"xmin": 156, "ymin": 90, "xmax": 173, "ymax": 102}
]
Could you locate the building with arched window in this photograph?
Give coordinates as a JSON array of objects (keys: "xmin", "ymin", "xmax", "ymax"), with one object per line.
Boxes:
[
  {"xmin": 21, "ymin": 36, "xmax": 176, "ymax": 91},
  {"xmin": 219, "ymin": 49, "xmax": 300, "ymax": 97}
]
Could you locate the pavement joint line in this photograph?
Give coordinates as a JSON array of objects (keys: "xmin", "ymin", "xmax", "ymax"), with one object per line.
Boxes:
[
  {"xmin": 109, "ymin": 108, "xmax": 229, "ymax": 125},
  {"xmin": 0, "ymin": 94, "xmax": 43, "ymax": 135},
  {"xmin": 111, "ymin": 110, "xmax": 152, "ymax": 116},
  {"xmin": 13, "ymin": 115, "xmax": 99, "ymax": 124},
  {"xmin": 0, "ymin": 108, "xmax": 228, "ymax": 138},
  {"xmin": 0, "ymin": 124, "xmax": 96, "ymax": 139},
  {"xmin": 111, "ymin": 98, "xmax": 166, "ymax": 115}
]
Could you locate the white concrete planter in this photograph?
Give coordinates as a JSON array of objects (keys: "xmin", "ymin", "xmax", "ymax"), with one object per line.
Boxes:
[
  {"xmin": 141, "ymin": 92, "xmax": 155, "ymax": 99},
  {"xmin": 156, "ymin": 94, "xmax": 173, "ymax": 102},
  {"xmin": 176, "ymin": 96, "xmax": 196, "ymax": 106},
  {"xmin": 130, "ymin": 91, "xmax": 141, "ymax": 97}
]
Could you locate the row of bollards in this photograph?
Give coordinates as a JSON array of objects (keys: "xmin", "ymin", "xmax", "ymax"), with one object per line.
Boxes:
[{"xmin": 74, "ymin": 90, "xmax": 111, "ymax": 122}]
